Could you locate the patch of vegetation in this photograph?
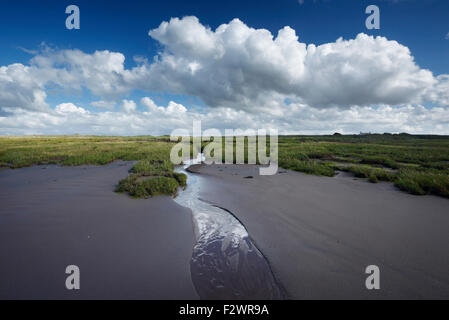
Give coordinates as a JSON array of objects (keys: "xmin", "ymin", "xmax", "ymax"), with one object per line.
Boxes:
[
  {"xmin": 131, "ymin": 176, "xmax": 180, "ymax": 198},
  {"xmin": 116, "ymin": 174, "xmax": 180, "ymax": 198},
  {"xmin": 116, "ymin": 159, "xmax": 187, "ymax": 198},
  {"xmin": 173, "ymin": 172, "xmax": 188, "ymax": 188},
  {"xmin": 132, "ymin": 159, "xmax": 174, "ymax": 176},
  {"xmin": 359, "ymin": 155, "xmax": 399, "ymax": 169},
  {"xmin": 279, "ymin": 158, "xmax": 335, "ymax": 177},
  {"xmin": 395, "ymin": 169, "xmax": 449, "ymax": 198},
  {"xmin": 335, "ymin": 165, "xmax": 395, "ymax": 183},
  {"xmin": 115, "ymin": 174, "xmax": 140, "ymax": 194}
]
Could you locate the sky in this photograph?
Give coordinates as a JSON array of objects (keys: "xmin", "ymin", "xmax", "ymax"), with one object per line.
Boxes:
[{"xmin": 0, "ymin": 0, "xmax": 448, "ymax": 135}]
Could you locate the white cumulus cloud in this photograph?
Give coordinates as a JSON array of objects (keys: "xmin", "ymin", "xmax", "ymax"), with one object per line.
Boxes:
[
  {"xmin": 144, "ymin": 16, "xmax": 445, "ymax": 111},
  {"xmin": 55, "ymin": 103, "xmax": 88, "ymax": 114}
]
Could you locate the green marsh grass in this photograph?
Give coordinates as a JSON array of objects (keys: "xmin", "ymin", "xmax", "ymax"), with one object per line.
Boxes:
[{"xmin": 1, "ymin": 134, "xmax": 449, "ymax": 198}]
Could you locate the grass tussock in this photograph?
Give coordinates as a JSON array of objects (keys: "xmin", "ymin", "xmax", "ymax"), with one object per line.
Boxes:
[
  {"xmin": 119, "ymin": 176, "xmax": 180, "ymax": 198},
  {"xmin": 116, "ymin": 159, "xmax": 187, "ymax": 198}
]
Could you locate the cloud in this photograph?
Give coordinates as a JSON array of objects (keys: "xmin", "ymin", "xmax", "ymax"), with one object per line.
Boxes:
[
  {"xmin": 145, "ymin": 17, "xmax": 442, "ymax": 111},
  {"xmin": 121, "ymin": 100, "xmax": 137, "ymax": 113},
  {"xmin": 1, "ymin": 101, "xmax": 449, "ymax": 136},
  {"xmin": 141, "ymin": 97, "xmax": 187, "ymax": 114},
  {"xmin": 90, "ymin": 100, "xmax": 116, "ymax": 110},
  {"xmin": 298, "ymin": 0, "xmax": 322, "ymax": 5},
  {"xmin": 3, "ymin": 16, "xmax": 448, "ymax": 113},
  {"xmin": 0, "ymin": 63, "xmax": 49, "ymax": 111},
  {"xmin": 446, "ymin": 32, "xmax": 449, "ymax": 40},
  {"xmin": 140, "ymin": 97, "xmax": 158, "ymax": 111},
  {"xmin": 30, "ymin": 49, "xmax": 133, "ymax": 98},
  {"xmin": 55, "ymin": 103, "xmax": 88, "ymax": 114},
  {"xmin": 424, "ymin": 74, "xmax": 449, "ymax": 106},
  {"xmin": 17, "ymin": 46, "xmax": 39, "ymax": 55},
  {"xmin": 0, "ymin": 100, "xmax": 196, "ymax": 135},
  {"xmin": 0, "ymin": 16, "xmax": 449, "ymax": 135}
]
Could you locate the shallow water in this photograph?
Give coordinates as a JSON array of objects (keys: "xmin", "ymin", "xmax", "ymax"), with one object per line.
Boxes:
[{"xmin": 174, "ymin": 154, "xmax": 283, "ymax": 300}]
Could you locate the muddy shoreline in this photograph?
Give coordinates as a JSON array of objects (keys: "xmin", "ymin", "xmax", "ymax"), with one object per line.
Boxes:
[{"xmin": 2, "ymin": 161, "xmax": 449, "ymax": 299}]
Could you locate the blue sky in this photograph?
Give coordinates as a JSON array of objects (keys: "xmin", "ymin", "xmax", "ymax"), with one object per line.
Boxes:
[
  {"xmin": 0, "ymin": 0, "xmax": 448, "ymax": 135},
  {"xmin": 1, "ymin": 0, "xmax": 448, "ymax": 73}
]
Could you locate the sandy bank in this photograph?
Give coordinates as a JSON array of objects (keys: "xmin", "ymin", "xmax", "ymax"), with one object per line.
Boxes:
[
  {"xmin": 0, "ymin": 162, "xmax": 198, "ymax": 300},
  {"xmin": 189, "ymin": 164, "xmax": 449, "ymax": 299}
]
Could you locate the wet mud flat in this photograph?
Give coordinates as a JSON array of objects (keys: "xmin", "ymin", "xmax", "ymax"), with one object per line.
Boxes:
[
  {"xmin": 0, "ymin": 162, "xmax": 198, "ymax": 299},
  {"xmin": 189, "ymin": 164, "xmax": 449, "ymax": 299}
]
